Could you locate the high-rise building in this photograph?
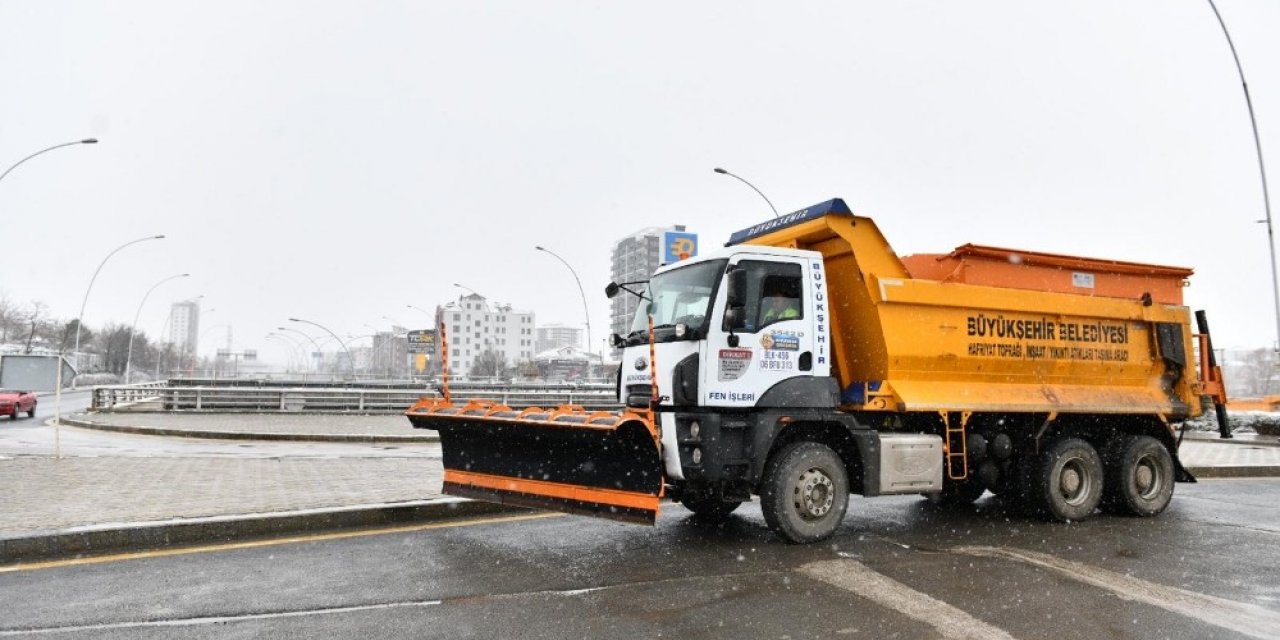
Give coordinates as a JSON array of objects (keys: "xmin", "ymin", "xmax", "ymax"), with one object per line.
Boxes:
[
  {"xmin": 371, "ymin": 329, "xmax": 410, "ymax": 378},
  {"xmin": 609, "ymin": 224, "xmax": 688, "ymax": 357},
  {"xmin": 435, "ymin": 293, "xmax": 535, "ymax": 379},
  {"xmin": 535, "ymin": 324, "xmax": 583, "ymax": 353},
  {"xmin": 169, "ymin": 300, "xmax": 200, "ymax": 357}
]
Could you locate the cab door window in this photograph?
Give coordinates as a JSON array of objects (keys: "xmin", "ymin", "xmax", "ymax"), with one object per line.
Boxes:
[{"xmin": 724, "ymin": 260, "xmax": 803, "ymax": 333}]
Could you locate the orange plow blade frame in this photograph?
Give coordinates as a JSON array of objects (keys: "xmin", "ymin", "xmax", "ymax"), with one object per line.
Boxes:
[{"xmin": 406, "ymin": 398, "xmax": 664, "ymax": 525}]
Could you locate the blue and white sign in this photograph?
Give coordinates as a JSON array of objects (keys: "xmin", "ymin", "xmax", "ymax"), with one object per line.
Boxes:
[
  {"xmin": 727, "ymin": 198, "xmax": 853, "ymax": 246},
  {"xmin": 662, "ymin": 231, "xmax": 698, "ymax": 265}
]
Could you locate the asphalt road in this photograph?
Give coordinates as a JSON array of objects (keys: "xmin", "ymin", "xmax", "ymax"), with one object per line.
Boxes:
[
  {"xmin": 2, "ymin": 479, "xmax": 1277, "ymax": 639},
  {"xmin": 39, "ymin": 389, "xmax": 94, "ymax": 415}
]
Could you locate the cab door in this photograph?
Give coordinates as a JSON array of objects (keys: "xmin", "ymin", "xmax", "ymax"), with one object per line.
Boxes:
[{"xmin": 702, "ymin": 257, "xmax": 815, "ymax": 408}]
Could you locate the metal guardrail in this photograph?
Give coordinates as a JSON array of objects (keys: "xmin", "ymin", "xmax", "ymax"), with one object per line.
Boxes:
[{"xmin": 91, "ymin": 382, "xmax": 620, "ymax": 414}]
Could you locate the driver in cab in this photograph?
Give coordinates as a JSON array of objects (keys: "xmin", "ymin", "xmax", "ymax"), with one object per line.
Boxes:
[{"xmin": 757, "ymin": 279, "xmax": 800, "ymax": 328}]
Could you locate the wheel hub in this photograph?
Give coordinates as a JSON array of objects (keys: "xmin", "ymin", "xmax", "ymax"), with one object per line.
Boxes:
[
  {"xmin": 1058, "ymin": 459, "xmax": 1091, "ymax": 506},
  {"xmin": 1134, "ymin": 455, "xmax": 1161, "ymax": 499},
  {"xmin": 794, "ymin": 468, "xmax": 834, "ymax": 519}
]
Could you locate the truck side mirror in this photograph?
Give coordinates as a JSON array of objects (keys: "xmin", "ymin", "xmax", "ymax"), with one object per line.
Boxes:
[
  {"xmin": 726, "ymin": 268, "xmax": 748, "ymax": 308},
  {"xmin": 605, "ymin": 282, "xmax": 621, "ymax": 298},
  {"xmin": 724, "ymin": 307, "xmax": 746, "ymax": 331}
]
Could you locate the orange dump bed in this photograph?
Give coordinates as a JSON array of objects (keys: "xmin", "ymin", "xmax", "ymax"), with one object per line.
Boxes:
[{"xmin": 901, "ymin": 244, "xmax": 1193, "ymax": 305}]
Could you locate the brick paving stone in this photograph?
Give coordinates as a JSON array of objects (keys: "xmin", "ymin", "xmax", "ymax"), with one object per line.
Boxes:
[
  {"xmin": 0, "ymin": 457, "xmax": 442, "ymax": 535},
  {"xmin": 1179, "ymin": 440, "xmax": 1280, "ymax": 468}
]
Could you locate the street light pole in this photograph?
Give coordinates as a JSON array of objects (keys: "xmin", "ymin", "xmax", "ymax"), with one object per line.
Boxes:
[
  {"xmin": 1207, "ymin": 0, "xmax": 1279, "ymax": 358},
  {"xmin": 278, "ymin": 326, "xmax": 324, "ymax": 372},
  {"xmin": 72, "ymin": 234, "xmax": 166, "ymax": 383},
  {"xmin": 289, "ymin": 318, "xmax": 355, "ymax": 378},
  {"xmin": 713, "ymin": 167, "xmax": 779, "ymax": 218},
  {"xmin": 125, "ymin": 273, "xmax": 189, "ymax": 384},
  {"xmin": 452, "ymin": 283, "xmax": 482, "ymax": 298},
  {"xmin": 0, "ymin": 138, "xmax": 98, "ymax": 187},
  {"xmin": 535, "ymin": 245, "xmax": 593, "ymax": 357},
  {"xmin": 19, "ymin": 136, "xmax": 101, "ymax": 459},
  {"xmin": 266, "ymin": 334, "xmax": 304, "ymax": 372}
]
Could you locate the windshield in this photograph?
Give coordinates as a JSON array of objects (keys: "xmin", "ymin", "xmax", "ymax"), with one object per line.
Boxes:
[{"xmin": 628, "ymin": 259, "xmax": 726, "ymax": 337}]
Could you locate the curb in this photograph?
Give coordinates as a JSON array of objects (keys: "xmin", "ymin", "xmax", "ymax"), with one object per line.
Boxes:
[
  {"xmin": 0, "ymin": 498, "xmax": 528, "ymax": 565},
  {"xmin": 1184, "ymin": 465, "xmax": 1280, "ymax": 479},
  {"xmin": 56, "ymin": 415, "xmax": 439, "ymax": 444},
  {"xmin": 1182, "ymin": 433, "xmax": 1280, "ymax": 448}
]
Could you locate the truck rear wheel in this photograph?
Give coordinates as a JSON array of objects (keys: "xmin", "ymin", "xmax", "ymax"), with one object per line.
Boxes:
[
  {"xmin": 679, "ymin": 494, "xmax": 743, "ymax": 521},
  {"xmin": 1102, "ymin": 435, "xmax": 1174, "ymax": 517},
  {"xmin": 1028, "ymin": 438, "xmax": 1103, "ymax": 522},
  {"xmin": 760, "ymin": 441, "xmax": 849, "ymax": 544}
]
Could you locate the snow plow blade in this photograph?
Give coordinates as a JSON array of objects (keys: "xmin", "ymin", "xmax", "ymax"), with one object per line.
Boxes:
[{"xmin": 406, "ymin": 398, "xmax": 663, "ymax": 525}]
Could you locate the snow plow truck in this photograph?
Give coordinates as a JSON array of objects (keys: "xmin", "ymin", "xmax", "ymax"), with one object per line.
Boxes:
[{"xmin": 407, "ymin": 198, "xmax": 1229, "ymax": 543}]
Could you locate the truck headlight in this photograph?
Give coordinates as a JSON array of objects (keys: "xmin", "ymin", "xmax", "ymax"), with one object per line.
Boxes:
[
  {"xmin": 689, "ymin": 421, "xmax": 700, "ymax": 439},
  {"xmin": 691, "ymin": 448, "xmax": 702, "ymax": 464}
]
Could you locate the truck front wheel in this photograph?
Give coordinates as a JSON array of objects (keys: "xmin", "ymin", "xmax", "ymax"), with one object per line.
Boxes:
[
  {"xmin": 1029, "ymin": 438, "xmax": 1103, "ymax": 522},
  {"xmin": 760, "ymin": 441, "xmax": 849, "ymax": 544}
]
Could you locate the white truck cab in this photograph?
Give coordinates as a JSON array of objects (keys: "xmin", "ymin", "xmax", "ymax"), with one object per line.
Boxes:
[{"xmin": 614, "ymin": 245, "xmax": 843, "ymax": 481}]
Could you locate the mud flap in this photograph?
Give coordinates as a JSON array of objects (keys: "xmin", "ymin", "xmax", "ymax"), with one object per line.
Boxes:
[{"xmin": 407, "ymin": 399, "xmax": 664, "ymax": 524}]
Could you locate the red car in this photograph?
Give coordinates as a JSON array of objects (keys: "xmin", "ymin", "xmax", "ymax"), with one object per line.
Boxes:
[{"xmin": 0, "ymin": 389, "xmax": 37, "ymax": 420}]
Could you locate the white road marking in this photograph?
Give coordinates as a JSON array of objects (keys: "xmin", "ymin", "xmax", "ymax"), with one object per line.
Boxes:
[
  {"xmin": 800, "ymin": 559, "xmax": 1020, "ymax": 640},
  {"xmin": 0, "ymin": 600, "xmax": 443, "ymax": 636},
  {"xmin": 953, "ymin": 546, "xmax": 1280, "ymax": 640}
]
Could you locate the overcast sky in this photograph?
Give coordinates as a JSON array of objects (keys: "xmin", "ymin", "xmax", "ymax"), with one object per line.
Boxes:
[{"xmin": 2, "ymin": 1, "xmax": 1278, "ymax": 365}]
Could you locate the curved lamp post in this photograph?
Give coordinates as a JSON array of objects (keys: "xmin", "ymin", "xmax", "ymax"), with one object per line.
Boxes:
[
  {"xmin": 289, "ymin": 318, "xmax": 355, "ymax": 377},
  {"xmin": 266, "ymin": 334, "xmax": 303, "ymax": 371},
  {"xmin": 535, "ymin": 245, "xmax": 593, "ymax": 358},
  {"xmin": 713, "ymin": 167, "xmax": 779, "ymax": 218},
  {"xmin": 269, "ymin": 331, "xmax": 310, "ymax": 372},
  {"xmin": 72, "ymin": 234, "xmax": 166, "ymax": 384},
  {"xmin": 277, "ymin": 325, "xmax": 325, "ymax": 368},
  {"xmin": 452, "ymin": 283, "xmax": 483, "ymax": 298},
  {"xmin": 0, "ymin": 138, "xmax": 98, "ymax": 186},
  {"xmin": 1207, "ymin": 0, "xmax": 1278, "ymax": 358},
  {"xmin": 125, "ymin": 273, "xmax": 189, "ymax": 383},
  {"xmin": 405, "ymin": 305, "xmax": 433, "ymax": 320}
]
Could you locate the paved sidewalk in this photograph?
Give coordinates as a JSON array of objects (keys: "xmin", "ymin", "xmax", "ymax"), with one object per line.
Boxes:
[
  {"xmin": 63, "ymin": 412, "xmax": 435, "ymax": 442},
  {"xmin": 1, "ymin": 413, "xmax": 1278, "ymax": 564},
  {"xmin": 1179, "ymin": 432, "xmax": 1280, "ymax": 477},
  {"xmin": 0, "ymin": 457, "xmax": 443, "ymax": 536}
]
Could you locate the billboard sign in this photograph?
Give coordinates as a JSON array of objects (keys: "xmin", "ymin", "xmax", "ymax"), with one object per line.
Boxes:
[
  {"xmin": 662, "ymin": 231, "xmax": 698, "ymax": 265},
  {"xmin": 407, "ymin": 329, "xmax": 437, "ymax": 355}
]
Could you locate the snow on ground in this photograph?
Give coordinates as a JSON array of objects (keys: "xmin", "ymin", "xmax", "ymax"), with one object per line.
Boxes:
[{"xmin": 1184, "ymin": 409, "xmax": 1280, "ymax": 435}]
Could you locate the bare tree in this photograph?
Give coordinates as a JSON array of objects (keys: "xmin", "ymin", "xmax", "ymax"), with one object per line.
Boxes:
[
  {"xmin": 0, "ymin": 294, "xmax": 17, "ymax": 344},
  {"xmin": 22, "ymin": 302, "xmax": 47, "ymax": 354},
  {"xmin": 1228, "ymin": 348, "xmax": 1278, "ymax": 397},
  {"xmin": 471, "ymin": 350, "xmax": 509, "ymax": 380},
  {"xmin": 58, "ymin": 320, "xmax": 84, "ymax": 353},
  {"xmin": 96, "ymin": 324, "xmax": 134, "ymax": 375},
  {"xmin": 515, "ymin": 358, "xmax": 539, "ymax": 380}
]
